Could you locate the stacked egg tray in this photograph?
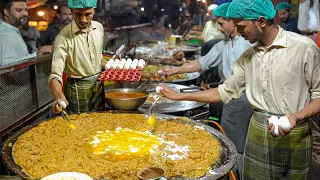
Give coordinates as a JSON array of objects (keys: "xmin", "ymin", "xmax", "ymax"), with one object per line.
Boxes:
[{"xmin": 98, "ymin": 58, "xmax": 146, "ymax": 83}]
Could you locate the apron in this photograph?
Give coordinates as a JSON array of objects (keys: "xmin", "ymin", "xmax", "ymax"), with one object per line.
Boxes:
[
  {"xmin": 64, "ymin": 73, "xmax": 105, "ymax": 114},
  {"xmin": 242, "ymin": 110, "xmax": 312, "ymax": 180}
]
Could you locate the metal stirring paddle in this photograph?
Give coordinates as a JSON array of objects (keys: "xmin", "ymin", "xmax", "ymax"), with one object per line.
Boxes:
[{"xmin": 56, "ymin": 101, "xmax": 75, "ymax": 129}]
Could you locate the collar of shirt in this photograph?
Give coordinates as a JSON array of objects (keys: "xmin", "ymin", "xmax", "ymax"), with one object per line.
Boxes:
[
  {"xmin": 0, "ymin": 20, "xmax": 20, "ymax": 34},
  {"xmin": 71, "ymin": 20, "xmax": 96, "ymax": 35},
  {"xmin": 233, "ymin": 35, "xmax": 242, "ymax": 41},
  {"xmin": 254, "ymin": 26, "xmax": 287, "ymax": 52}
]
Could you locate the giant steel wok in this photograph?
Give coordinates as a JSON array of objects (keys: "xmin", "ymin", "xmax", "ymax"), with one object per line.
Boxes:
[{"xmin": 2, "ymin": 111, "xmax": 236, "ymax": 180}]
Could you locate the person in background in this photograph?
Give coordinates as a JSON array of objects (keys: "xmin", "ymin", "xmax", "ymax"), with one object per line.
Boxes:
[
  {"xmin": 159, "ymin": 0, "xmax": 320, "ymax": 179},
  {"xmin": 192, "ymin": 8, "xmax": 206, "ymax": 27},
  {"xmin": 49, "ymin": 16, "xmax": 60, "ymax": 26},
  {"xmin": 37, "ymin": 4, "xmax": 72, "ymax": 48},
  {"xmin": 49, "ymin": 0, "xmax": 108, "ymax": 114},
  {"xmin": 185, "ymin": 4, "xmax": 224, "ymax": 55},
  {"xmin": 181, "ymin": 13, "xmax": 192, "ymax": 32},
  {"xmin": 139, "ymin": 11, "xmax": 149, "ymax": 24},
  {"xmin": 0, "ymin": 0, "xmax": 50, "ymax": 66},
  {"xmin": 20, "ymin": 19, "xmax": 40, "ymax": 53},
  {"xmin": 161, "ymin": 3, "xmax": 253, "ymax": 177},
  {"xmin": 275, "ymin": 2, "xmax": 300, "ymax": 34},
  {"xmin": 151, "ymin": 10, "xmax": 165, "ymax": 30}
]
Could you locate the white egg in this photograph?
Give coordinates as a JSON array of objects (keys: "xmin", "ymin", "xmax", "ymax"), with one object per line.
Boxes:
[
  {"xmin": 274, "ymin": 123, "xmax": 280, "ymax": 136},
  {"xmin": 279, "ymin": 116, "xmax": 291, "ymax": 131},
  {"xmin": 114, "ymin": 59, "xmax": 120, "ymax": 64},
  {"xmin": 56, "ymin": 101, "xmax": 67, "ymax": 111},
  {"xmin": 126, "ymin": 58, "xmax": 133, "ymax": 64},
  {"xmin": 138, "ymin": 59, "xmax": 145, "ymax": 65},
  {"xmin": 105, "ymin": 63, "xmax": 111, "ymax": 70},
  {"xmin": 117, "ymin": 63, "xmax": 124, "ymax": 70},
  {"xmin": 120, "ymin": 58, "xmax": 126, "ymax": 64},
  {"xmin": 137, "ymin": 62, "xmax": 145, "ymax": 69},
  {"xmin": 133, "ymin": 59, "xmax": 139, "ymax": 64},
  {"xmin": 124, "ymin": 63, "xmax": 130, "ymax": 70},
  {"xmin": 111, "ymin": 63, "xmax": 117, "ymax": 70},
  {"xmin": 60, "ymin": 101, "xmax": 67, "ymax": 109},
  {"xmin": 156, "ymin": 86, "xmax": 163, "ymax": 94},
  {"xmin": 157, "ymin": 70, "xmax": 164, "ymax": 75},
  {"xmin": 107, "ymin": 59, "xmax": 114, "ymax": 65},
  {"xmin": 130, "ymin": 63, "xmax": 137, "ymax": 70},
  {"xmin": 119, "ymin": 61, "xmax": 125, "ymax": 66},
  {"xmin": 268, "ymin": 116, "xmax": 278, "ymax": 125},
  {"xmin": 113, "ymin": 61, "xmax": 119, "ymax": 66},
  {"xmin": 132, "ymin": 61, "xmax": 138, "ymax": 67},
  {"xmin": 55, "ymin": 104, "xmax": 62, "ymax": 111}
]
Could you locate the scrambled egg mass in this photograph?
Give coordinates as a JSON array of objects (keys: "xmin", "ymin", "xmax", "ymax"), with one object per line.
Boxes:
[{"xmin": 13, "ymin": 113, "xmax": 221, "ymax": 179}]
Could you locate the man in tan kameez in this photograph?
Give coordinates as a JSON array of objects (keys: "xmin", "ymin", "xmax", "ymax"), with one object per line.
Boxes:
[
  {"xmin": 49, "ymin": 0, "xmax": 108, "ymax": 114},
  {"xmin": 157, "ymin": 0, "xmax": 320, "ymax": 179}
]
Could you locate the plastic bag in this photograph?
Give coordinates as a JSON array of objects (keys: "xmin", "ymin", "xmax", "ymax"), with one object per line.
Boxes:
[
  {"xmin": 135, "ymin": 42, "xmax": 185, "ymax": 66},
  {"xmin": 307, "ymin": 0, "xmax": 320, "ymax": 32},
  {"xmin": 298, "ymin": 0, "xmax": 310, "ymax": 32}
]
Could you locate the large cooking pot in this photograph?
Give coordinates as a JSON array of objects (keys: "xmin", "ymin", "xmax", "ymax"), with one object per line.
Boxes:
[
  {"xmin": 104, "ymin": 88, "xmax": 149, "ymax": 110},
  {"xmin": 2, "ymin": 111, "xmax": 236, "ymax": 180},
  {"xmin": 105, "ymin": 82, "xmax": 206, "ymax": 115}
]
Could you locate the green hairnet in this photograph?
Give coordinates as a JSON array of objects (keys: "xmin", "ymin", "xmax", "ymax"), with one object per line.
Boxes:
[
  {"xmin": 68, "ymin": 0, "xmax": 97, "ymax": 9},
  {"xmin": 275, "ymin": 2, "xmax": 292, "ymax": 11},
  {"xmin": 213, "ymin": 3, "xmax": 231, "ymax": 18},
  {"xmin": 226, "ymin": 0, "xmax": 276, "ymax": 20}
]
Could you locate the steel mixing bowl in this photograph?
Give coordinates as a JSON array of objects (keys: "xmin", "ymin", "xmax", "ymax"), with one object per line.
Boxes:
[{"xmin": 105, "ymin": 88, "xmax": 149, "ymax": 110}]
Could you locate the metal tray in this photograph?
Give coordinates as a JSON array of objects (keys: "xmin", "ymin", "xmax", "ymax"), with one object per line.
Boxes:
[
  {"xmin": 142, "ymin": 65, "xmax": 200, "ymax": 83},
  {"xmin": 138, "ymin": 83, "xmax": 206, "ymax": 114},
  {"xmin": 2, "ymin": 111, "xmax": 236, "ymax": 180}
]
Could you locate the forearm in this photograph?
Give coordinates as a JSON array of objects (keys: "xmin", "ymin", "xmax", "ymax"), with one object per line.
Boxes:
[
  {"xmin": 49, "ymin": 79, "xmax": 64, "ymax": 100},
  {"xmin": 191, "ymin": 31, "xmax": 202, "ymax": 36},
  {"xmin": 294, "ymin": 98, "xmax": 320, "ymax": 121},
  {"xmin": 175, "ymin": 60, "xmax": 201, "ymax": 74},
  {"xmin": 179, "ymin": 88, "xmax": 222, "ymax": 103},
  {"xmin": 194, "ymin": 35, "xmax": 204, "ymax": 42}
]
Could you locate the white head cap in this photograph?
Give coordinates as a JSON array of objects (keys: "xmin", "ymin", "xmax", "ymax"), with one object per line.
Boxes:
[{"xmin": 208, "ymin": 4, "xmax": 218, "ymax": 11}]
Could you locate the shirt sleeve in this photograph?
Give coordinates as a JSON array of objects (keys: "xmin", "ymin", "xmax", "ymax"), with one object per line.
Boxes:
[
  {"xmin": 304, "ymin": 43, "xmax": 320, "ymax": 100},
  {"xmin": 218, "ymin": 49, "xmax": 249, "ymax": 104},
  {"xmin": 199, "ymin": 40, "xmax": 225, "ymax": 72},
  {"xmin": 48, "ymin": 36, "xmax": 67, "ymax": 84}
]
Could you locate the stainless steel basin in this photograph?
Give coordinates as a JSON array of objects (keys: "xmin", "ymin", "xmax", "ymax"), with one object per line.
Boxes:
[{"xmin": 105, "ymin": 88, "xmax": 149, "ymax": 111}]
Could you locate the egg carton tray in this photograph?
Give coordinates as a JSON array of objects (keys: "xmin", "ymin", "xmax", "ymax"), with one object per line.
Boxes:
[{"xmin": 98, "ymin": 66, "xmax": 146, "ymax": 83}]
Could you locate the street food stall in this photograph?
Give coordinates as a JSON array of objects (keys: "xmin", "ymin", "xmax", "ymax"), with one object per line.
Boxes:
[
  {"xmin": 0, "ymin": 51, "xmax": 236, "ymax": 180},
  {"xmin": 0, "ymin": 16, "xmax": 235, "ymax": 179}
]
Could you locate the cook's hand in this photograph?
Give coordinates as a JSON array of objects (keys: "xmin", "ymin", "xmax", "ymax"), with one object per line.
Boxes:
[
  {"xmin": 268, "ymin": 114, "xmax": 297, "ymax": 137},
  {"xmin": 187, "ymin": 30, "xmax": 195, "ymax": 35},
  {"xmin": 158, "ymin": 84, "xmax": 183, "ymax": 100},
  {"xmin": 161, "ymin": 68, "xmax": 178, "ymax": 76},
  {"xmin": 185, "ymin": 34, "xmax": 194, "ymax": 40},
  {"xmin": 37, "ymin": 45, "xmax": 52, "ymax": 56},
  {"xmin": 52, "ymin": 96, "xmax": 69, "ymax": 113}
]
